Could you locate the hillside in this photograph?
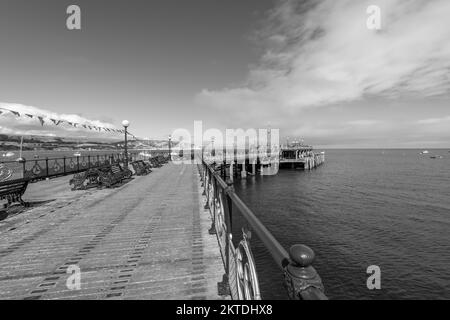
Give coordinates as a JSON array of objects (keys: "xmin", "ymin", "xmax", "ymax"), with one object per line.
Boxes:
[{"xmin": 0, "ymin": 134, "xmax": 174, "ymax": 151}]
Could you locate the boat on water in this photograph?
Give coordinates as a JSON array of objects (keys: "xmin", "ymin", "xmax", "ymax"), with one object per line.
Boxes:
[
  {"xmin": 430, "ymin": 155, "xmax": 443, "ymax": 159},
  {"xmin": 420, "ymin": 150, "xmax": 429, "ymax": 155},
  {"xmin": 73, "ymin": 152, "xmax": 82, "ymax": 157}
]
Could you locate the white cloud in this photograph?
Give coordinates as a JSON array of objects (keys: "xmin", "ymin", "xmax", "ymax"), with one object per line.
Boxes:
[
  {"xmin": 197, "ymin": 0, "xmax": 450, "ymax": 123},
  {"xmin": 347, "ymin": 120, "xmax": 380, "ymax": 126},
  {"xmin": 417, "ymin": 116, "xmax": 450, "ymax": 124},
  {"xmin": 0, "ymin": 102, "xmax": 121, "ymax": 138}
]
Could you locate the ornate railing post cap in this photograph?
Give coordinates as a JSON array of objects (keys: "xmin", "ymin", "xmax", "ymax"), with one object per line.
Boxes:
[{"xmin": 289, "ymin": 244, "xmax": 315, "ymax": 268}]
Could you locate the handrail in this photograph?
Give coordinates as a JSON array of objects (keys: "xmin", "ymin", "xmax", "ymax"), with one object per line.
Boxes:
[
  {"xmin": 0, "ymin": 150, "xmax": 169, "ymax": 183},
  {"xmin": 227, "ymin": 191, "xmax": 290, "ymax": 269},
  {"xmin": 200, "ymin": 158, "xmax": 327, "ymax": 300}
]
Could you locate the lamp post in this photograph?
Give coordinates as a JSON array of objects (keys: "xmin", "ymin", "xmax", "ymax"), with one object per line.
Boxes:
[
  {"xmin": 122, "ymin": 120, "xmax": 130, "ymax": 167},
  {"xmin": 168, "ymin": 134, "xmax": 172, "ymax": 161}
]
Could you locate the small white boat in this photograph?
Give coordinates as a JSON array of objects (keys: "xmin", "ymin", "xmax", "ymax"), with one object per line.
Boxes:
[
  {"xmin": 4, "ymin": 152, "xmax": 15, "ymax": 157},
  {"xmin": 74, "ymin": 152, "xmax": 82, "ymax": 157},
  {"xmin": 420, "ymin": 150, "xmax": 429, "ymax": 155}
]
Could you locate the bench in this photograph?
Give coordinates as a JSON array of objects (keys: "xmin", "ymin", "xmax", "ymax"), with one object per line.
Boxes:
[
  {"xmin": 148, "ymin": 157, "xmax": 161, "ymax": 168},
  {"xmin": 131, "ymin": 160, "xmax": 152, "ymax": 176},
  {"xmin": 149, "ymin": 155, "xmax": 168, "ymax": 168},
  {"xmin": 98, "ymin": 163, "xmax": 132, "ymax": 188},
  {"xmin": 69, "ymin": 168, "xmax": 102, "ymax": 191},
  {"xmin": 0, "ymin": 178, "xmax": 29, "ymax": 209}
]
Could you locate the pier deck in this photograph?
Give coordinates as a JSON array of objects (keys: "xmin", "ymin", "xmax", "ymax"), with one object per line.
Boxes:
[{"xmin": 0, "ymin": 163, "xmax": 226, "ymax": 300}]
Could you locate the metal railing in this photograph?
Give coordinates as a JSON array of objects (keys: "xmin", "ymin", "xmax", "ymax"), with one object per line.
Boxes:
[
  {"xmin": 0, "ymin": 150, "xmax": 169, "ymax": 183},
  {"xmin": 198, "ymin": 159, "xmax": 327, "ymax": 300}
]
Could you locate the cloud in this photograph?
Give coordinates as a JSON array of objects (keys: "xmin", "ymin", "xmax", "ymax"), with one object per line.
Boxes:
[
  {"xmin": 196, "ymin": 0, "xmax": 450, "ymax": 125},
  {"xmin": 417, "ymin": 116, "xmax": 450, "ymax": 124},
  {"xmin": 347, "ymin": 120, "xmax": 380, "ymax": 126},
  {"xmin": 0, "ymin": 102, "xmax": 121, "ymax": 139}
]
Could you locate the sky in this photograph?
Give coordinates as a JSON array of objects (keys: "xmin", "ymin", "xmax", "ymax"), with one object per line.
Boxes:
[{"xmin": 0, "ymin": 0, "xmax": 449, "ymax": 148}]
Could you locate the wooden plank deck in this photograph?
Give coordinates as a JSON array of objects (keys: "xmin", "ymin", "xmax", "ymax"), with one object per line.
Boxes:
[{"xmin": 0, "ymin": 163, "xmax": 227, "ymax": 300}]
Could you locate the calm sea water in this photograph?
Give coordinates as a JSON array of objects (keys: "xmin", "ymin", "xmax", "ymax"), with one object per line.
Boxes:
[{"xmin": 233, "ymin": 149, "xmax": 450, "ymax": 300}]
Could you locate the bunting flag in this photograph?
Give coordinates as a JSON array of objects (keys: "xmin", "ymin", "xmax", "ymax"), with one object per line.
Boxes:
[
  {"xmin": 50, "ymin": 119, "xmax": 62, "ymax": 126},
  {"xmin": 0, "ymin": 106, "xmax": 122, "ymax": 135},
  {"xmin": 37, "ymin": 116, "xmax": 45, "ymax": 126}
]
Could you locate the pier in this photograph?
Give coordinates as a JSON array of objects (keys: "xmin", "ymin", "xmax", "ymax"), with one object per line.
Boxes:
[
  {"xmin": 0, "ymin": 163, "xmax": 225, "ymax": 299},
  {"xmin": 0, "ymin": 155, "xmax": 327, "ymax": 300}
]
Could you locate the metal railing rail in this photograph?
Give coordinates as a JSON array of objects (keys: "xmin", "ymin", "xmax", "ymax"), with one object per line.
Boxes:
[
  {"xmin": 0, "ymin": 150, "xmax": 169, "ymax": 183},
  {"xmin": 198, "ymin": 158, "xmax": 327, "ymax": 300}
]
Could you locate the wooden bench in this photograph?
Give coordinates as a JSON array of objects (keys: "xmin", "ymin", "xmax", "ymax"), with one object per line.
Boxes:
[
  {"xmin": 0, "ymin": 178, "xmax": 29, "ymax": 209},
  {"xmin": 98, "ymin": 163, "xmax": 132, "ymax": 188},
  {"xmin": 69, "ymin": 168, "xmax": 102, "ymax": 191},
  {"xmin": 131, "ymin": 160, "xmax": 152, "ymax": 176},
  {"xmin": 149, "ymin": 155, "xmax": 168, "ymax": 168},
  {"xmin": 142, "ymin": 161, "xmax": 153, "ymax": 172}
]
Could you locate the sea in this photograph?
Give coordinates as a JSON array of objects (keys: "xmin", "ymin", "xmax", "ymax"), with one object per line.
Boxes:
[{"xmin": 233, "ymin": 149, "xmax": 450, "ymax": 300}]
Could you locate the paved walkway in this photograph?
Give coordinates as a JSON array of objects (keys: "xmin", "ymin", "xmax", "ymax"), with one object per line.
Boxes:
[{"xmin": 0, "ymin": 163, "xmax": 226, "ymax": 300}]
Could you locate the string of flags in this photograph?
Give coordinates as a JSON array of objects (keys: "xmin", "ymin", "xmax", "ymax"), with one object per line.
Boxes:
[{"xmin": 0, "ymin": 107, "xmax": 125, "ymax": 134}]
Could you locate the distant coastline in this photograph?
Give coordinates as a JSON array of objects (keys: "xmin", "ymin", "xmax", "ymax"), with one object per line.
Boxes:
[{"xmin": 0, "ymin": 133, "xmax": 171, "ymax": 152}]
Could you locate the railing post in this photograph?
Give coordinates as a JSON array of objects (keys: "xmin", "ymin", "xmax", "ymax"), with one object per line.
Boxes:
[
  {"xmin": 63, "ymin": 157, "xmax": 66, "ymax": 174},
  {"xmin": 77, "ymin": 156, "xmax": 80, "ymax": 171},
  {"xmin": 204, "ymin": 170, "xmax": 210, "ymax": 210},
  {"xmin": 208, "ymin": 177, "xmax": 217, "ymax": 235},
  {"xmin": 88, "ymin": 155, "xmax": 91, "ymax": 169},
  {"xmin": 22, "ymin": 159, "xmax": 26, "ymax": 178},
  {"xmin": 284, "ymin": 244, "xmax": 326, "ymax": 300},
  {"xmin": 45, "ymin": 158, "xmax": 49, "ymax": 177},
  {"xmin": 223, "ymin": 180, "xmax": 233, "ymax": 275},
  {"xmin": 201, "ymin": 165, "xmax": 207, "ymax": 195}
]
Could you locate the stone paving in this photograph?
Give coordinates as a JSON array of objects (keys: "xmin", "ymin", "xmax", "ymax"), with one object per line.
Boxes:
[{"xmin": 0, "ymin": 163, "xmax": 227, "ymax": 300}]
